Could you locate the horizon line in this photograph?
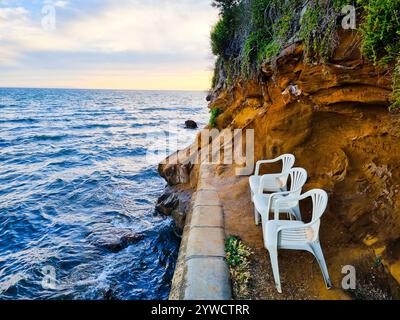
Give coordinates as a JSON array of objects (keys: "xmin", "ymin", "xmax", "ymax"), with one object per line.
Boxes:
[{"xmin": 0, "ymin": 86, "xmax": 210, "ymax": 92}]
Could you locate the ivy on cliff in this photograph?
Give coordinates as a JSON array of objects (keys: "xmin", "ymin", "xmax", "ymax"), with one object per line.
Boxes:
[
  {"xmin": 210, "ymin": 0, "xmax": 349, "ymax": 81},
  {"xmin": 357, "ymin": 0, "xmax": 400, "ymax": 109},
  {"xmin": 357, "ymin": 0, "xmax": 400, "ymax": 66},
  {"xmin": 210, "ymin": 0, "xmax": 400, "ymax": 109}
]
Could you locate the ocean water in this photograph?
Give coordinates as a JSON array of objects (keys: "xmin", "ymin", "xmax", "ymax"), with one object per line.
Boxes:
[{"xmin": 0, "ymin": 88, "xmax": 208, "ymax": 300}]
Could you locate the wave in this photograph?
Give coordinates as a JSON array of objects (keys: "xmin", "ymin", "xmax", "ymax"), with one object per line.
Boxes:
[
  {"xmin": 31, "ymin": 134, "xmax": 69, "ymax": 142},
  {"xmin": 0, "ymin": 118, "xmax": 39, "ymax": 124},
  {"xmin": 0, "ymin": 139, "xmax": 12, "ymax": 148},
  {"xmin": 0, "ymin": 88, "xmax": 207, "ymax": 300},
  {"xmin": 70, "ymin": 123, "xmax": 126, "ymax": 130}
]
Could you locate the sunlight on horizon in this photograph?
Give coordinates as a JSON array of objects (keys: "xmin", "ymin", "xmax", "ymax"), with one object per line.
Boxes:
[{"xmin": 0, "ymin": 0, "xmax": 218, "ymax": 90}]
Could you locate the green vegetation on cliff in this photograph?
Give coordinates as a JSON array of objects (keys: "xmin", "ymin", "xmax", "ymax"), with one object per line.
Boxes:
[
  {"xmin": 358, "ymin": 0, "xmax": 400, "ymax": 66},
  {"xmin": 209, "ymin": 107, "xmax": 222, "ymax": 128},
  {"xmin": 210, "ymin": 0, "xmax": 400, "ymax": 109},
  {"xmin": 391, "ymin": 60, "xmax": 400, "ymax": 111},
  {"xmin": 210, "ymin": 0, "xmax": 350, "ymax": 78},
  {"xmin": 357, "ymin": 0, "xmax": 400, "ymax": 110}
]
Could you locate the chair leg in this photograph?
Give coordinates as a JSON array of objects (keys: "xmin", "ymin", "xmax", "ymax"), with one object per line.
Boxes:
[
  {"xmin": 292, "ymin": 205, "xmax": 302, "ymax": 221},
  {"xmin": 310, "ymin": 242, "xmax": 332, "ymax": 289},
  {"xmin": 254, "ymin": 207, "xmax": 261, "ymax": 226},
  {"xmin": 268, "ymin": 248, "xmax": 282, "ymax": 293}
]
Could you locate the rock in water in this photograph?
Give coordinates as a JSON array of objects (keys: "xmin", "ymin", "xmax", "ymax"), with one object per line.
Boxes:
[
  {"xmin": 87, "ymin": 228, "xmax": 144, "ymax": 253},
  {"xmin": 156, "ymin": 192, "xmax": 179, "ymax": 216},
  {"xmin": 155, "ymin": 186, "xmax": 193, "ymax": 233},
  {"xmin": 185, "ymin": 120, "xmax": 198, "ymax": 129}
]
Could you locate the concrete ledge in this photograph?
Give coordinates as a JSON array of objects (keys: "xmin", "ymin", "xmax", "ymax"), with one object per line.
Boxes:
[
  {"xmin": 186, "ymin": 227, "xmax": 226, "ymax": 258},
  {"xmin": 194, "ymin": 190, "xmax": 221, "ymax": 207},
  {"xmin": 191, "ymin": 206, "xmax": 224, "ymax": 228},
  {"xmin": 184, "ymin": 258, "xmax": 232, "ymax": 300},
  {"xmin": 169, "ymin": 164, "xmax": 232, "ymax": 300},
  {"xmin": 198, "ymin": 178, "xmax": 215, "ymax": 191}
]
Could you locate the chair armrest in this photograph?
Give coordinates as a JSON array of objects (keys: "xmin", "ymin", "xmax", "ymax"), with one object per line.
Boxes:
[{"xmin": 255, "ymin": 156, "xmax": 283, "ymax": 176}]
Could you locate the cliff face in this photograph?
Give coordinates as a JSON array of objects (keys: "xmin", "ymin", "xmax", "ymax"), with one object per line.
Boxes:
[
  {"xmin": 159, "ymin": 1, "xmax": 400, "ymax": 297},
  {"xmin": 207, "ymin": 30, "xmax": 400, "ymax": 284}
]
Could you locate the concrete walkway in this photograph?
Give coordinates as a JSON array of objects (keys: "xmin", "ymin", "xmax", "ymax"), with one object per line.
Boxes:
[{"xmin": 169, "ymin": 164, "xmax": 232, "ymax": 300}]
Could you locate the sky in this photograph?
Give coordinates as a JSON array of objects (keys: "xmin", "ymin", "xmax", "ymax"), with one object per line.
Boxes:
[{"xmin": 0, "ymin": 0, "xmax": 219, "ymax": 90}]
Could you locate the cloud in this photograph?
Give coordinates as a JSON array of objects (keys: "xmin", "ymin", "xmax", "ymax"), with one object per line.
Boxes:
[
  {"xmin": 0, "ymin": 0, "xmax": 218, "ymax": 89},
  {"xmin": 0, "ymin": 44, "xmax": 23, "ymax": 66},
  {"xmin": 1, "ymin": 1, "xmax": 217, "ymax": 54},
  {"xmin": 66, "ymin": 1, "xmax": 216, "ymax": 54}
]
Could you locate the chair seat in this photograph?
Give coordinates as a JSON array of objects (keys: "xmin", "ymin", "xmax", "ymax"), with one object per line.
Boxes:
[
  {"xmin": 265, "ymin": 220, "xmax": 308, "ymax": 248},
  {"xmin": 253, "ymin": 194, "xmax": 298, "ymax": 215},
  {"xmin": 249, "ymin": 175, "xmax": 285, "ymax": 195}
]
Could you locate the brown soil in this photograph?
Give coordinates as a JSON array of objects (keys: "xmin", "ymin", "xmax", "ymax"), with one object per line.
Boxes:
[{"xmin": 207, "ymin": 170, "xmax": 396, "ymax": 300}]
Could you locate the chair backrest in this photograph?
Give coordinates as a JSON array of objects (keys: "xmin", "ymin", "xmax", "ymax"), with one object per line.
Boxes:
[
  {"xmin": 309, "ymin": 189, "xmax": 328, "ymax": 222},
  {"xmin": 306, "ymin": 189, "xmax": 328, "ymax": 242},
  {"xmin": 278, "ymin": 189, "xmax": 328, "ymax": 243},
  {"xmin": 280, "ymin": 154, "xmax": 295, "ymax": 174},
  {"xmin": 288, "ymin": 168, "xmax": 308, "ymax": 196},
  {"xmin": 274, "ymin": 154, "xmax": 296, "ymax": 187}
]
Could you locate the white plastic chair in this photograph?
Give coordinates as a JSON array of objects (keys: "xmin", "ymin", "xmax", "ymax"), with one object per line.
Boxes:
[
  {"xmin": 253, "ymin": 167, "xmax": 308, "ymax": 225},
  {"xmin": 249, "ymin": 154, "xmax": 295, "ymax": 198},
  {"xmin": 264, "ymin": 189, "xmax": 332, "ymax": 293}
]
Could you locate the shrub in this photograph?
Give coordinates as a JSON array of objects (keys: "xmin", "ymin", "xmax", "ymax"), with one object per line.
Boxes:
[
  {"xmin": 390, "ymin": 58, "xmax": 400, "ymax": 111},
  {"xmin": 242, "ymin": 31, "xmax": 277, "ymax": 74},
  {"xmin": 357, "ymin": 0, "xmax": 400, "ymax": 110},
  {"xmin": 210, "ymin": 0, "xmax": 400, "ymax": 107},
  {"xmin": 209, "ymin": 107, "xmax": 222, "ymax": 128},
  {"xmin": 211, "ymin": 15, "xmax": 232, "ymax": 57},
  {"xmin": 212, "ymin": 0, "xmax": 241, "ymax": 11},
  {"xmin": 225, "ymin": 236, "xmax": 253, "ymax": 299},
  {"xmin": 299, "ymin": 4, "xmax": 320, "ymax": 53},
  {"xmin": 210, "ymin": 1, "xmax": 241, "ymax": 58},
  {"xmin": 357, "ymin": 0, "xmax": 400, "ymax": 65},
  {"xmin": 241, "ymin": 0, "xmax": 279, "ymax": 75}
]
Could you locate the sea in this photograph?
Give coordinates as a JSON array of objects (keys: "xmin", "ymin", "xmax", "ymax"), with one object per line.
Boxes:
[{"xmin": 0, "ymin": 88, "xmax": 209, "ymax": 300}]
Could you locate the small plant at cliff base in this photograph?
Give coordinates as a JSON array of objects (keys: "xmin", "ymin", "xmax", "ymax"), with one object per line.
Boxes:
[
  {"xmin": 225, "ymin": 236, "xmax": 253, "ymax": 299},
  {"xmin": 209, "ymin": 108, "xmax": 222, "ymax": 128}
]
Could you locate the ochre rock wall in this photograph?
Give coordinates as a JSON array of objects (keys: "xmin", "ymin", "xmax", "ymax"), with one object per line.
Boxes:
[{"xmin": 208, "ymin": 32, "xmax": 400, "ymax": 283}]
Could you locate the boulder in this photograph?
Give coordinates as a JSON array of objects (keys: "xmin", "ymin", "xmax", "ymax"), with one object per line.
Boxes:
[
  {"xmin": 156, "ymin": 186, "xmax": 193, "ymax": 233},
  {"xmin": 87, "ymin": 228, "xmax": 144, "ymax": 253},
  {"xmin": 156, "ymin": 192, "xmax": 179, "ymax": 216},
  {"xmin": 185, "ymin": 120, "xmax": 198, "ymax": 129}
]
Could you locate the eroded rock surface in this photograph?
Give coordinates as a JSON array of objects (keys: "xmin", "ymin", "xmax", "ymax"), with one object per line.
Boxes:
[
  {"xmin": 159, "ymin": 31, "xmax": 400, "ymax": 294},
  {"xmin": 207, "ymin": 32, "xmax": 400, "ymax": 285},
  {"xmin": 156, "ymin": 185, "xmax": 194, "ymax": 233}
]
